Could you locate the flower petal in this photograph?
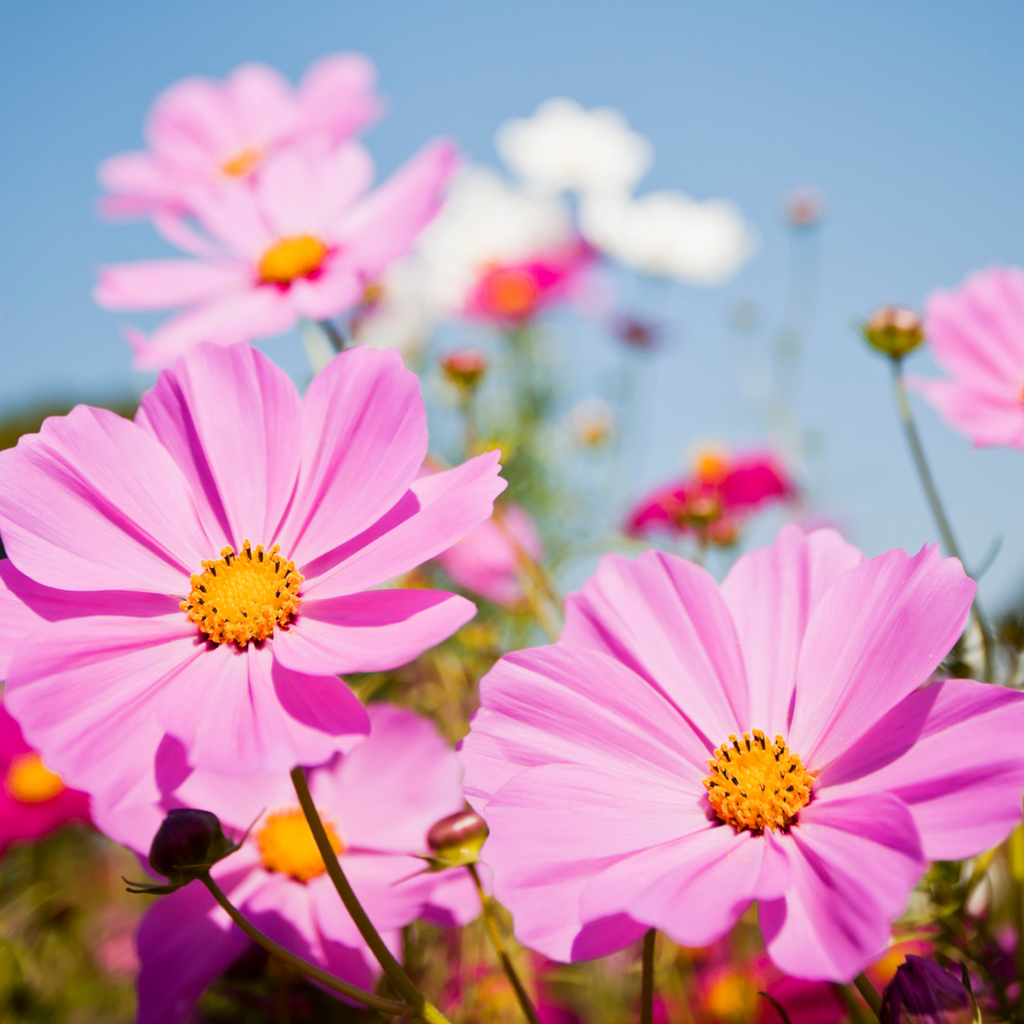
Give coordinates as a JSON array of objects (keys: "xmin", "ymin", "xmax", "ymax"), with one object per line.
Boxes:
[
  {"xmin": 94, "ymin": 260, "xmax": 248, "ymax": 310},
  {"xmin": 274, "ymin": 589, "xmax": 475, "ymax": 675},
  {"xmin": 297, "ymin": 52, "xmax": 382, "ymax": 139}
]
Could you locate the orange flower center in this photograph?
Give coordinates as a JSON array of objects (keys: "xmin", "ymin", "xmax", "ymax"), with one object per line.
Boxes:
[
  {"xmin": 259, "ymin": 236, "xmax": 329, "ymax": 285},
  {"xmin": 220, "ymin": 146, "xmax": 263, "ymax": 178},
  {"xmin": 181, "ymin": 541, "xmax": 303, "ymax": 647},
  {"xmin": 704, "ymin": 971, "xmax": 760, "ymax": 1024},
  {"xmin": 703, "ymin": 730, "xmax": 816, "ymax": 833},
  {"xmin": 694, "ymin": 449, "xmax": 730, "ymax": 484},
  {"xmin": 257, "ymin": 808, "xmax": 344, "ymax": 883},
  {"xmin": 485, "ymin": 268, "xmax": 540, "ymax": 317},
  {"xmin": 5, "ymin": 753, "xmax": 65, "ymax": 804}
]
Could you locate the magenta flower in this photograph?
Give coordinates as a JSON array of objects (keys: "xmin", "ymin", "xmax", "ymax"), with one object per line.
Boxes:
[
  {"xmin": 96, "ymin": 139, "xmax": 457, "ymax": 369},
  {"xmin": 99, "ymin": 54, "xmax": 382, "ymax": 218},
  {"xmin": 910, "ymin": 266, "xmax": 1024, "ymax": 448},
  {"xmin": 95, "ymin": 703, "xmax": 479, "ymax": 1024},
  {"xmin": 0, "ymin": 342, "xmax": 504, "ymax": 819},
  {"xmin": 437, "ymin": 503, "xmax": 544, "ymax": 608},
  {"xmin": 0, "ymin": 701, "xmax": 89, "ymax": 856},
  {"xmin": 460, "ymin": 525, "xmax": 1024, "ymax": 980}
]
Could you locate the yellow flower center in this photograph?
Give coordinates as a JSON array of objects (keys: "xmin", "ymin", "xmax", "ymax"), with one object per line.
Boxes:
[
  {"xmin": 181, "ymin": 541, "xmax": 303, "ymax": 647},
  {"xmin": 694, "ymin": 448, "xmax": 730, "ymax": 485},
  {"xmin": 258, "ymin": 235, "xmax": 329, "ymax": 285},
  {"xmin": 5, "ymin": 753, "xmax": 65, "ymax": 804},
  {"xmin": 703, "ymin": 730, "xmax": 817, "ymax": 833},
  {"xmin": 220, "ymin": 146, "xmax": 263, "ymax": 178},
  {"xmin": 704, "ymin": 971, "xmax": 760, "ymax": 1024},
  {"xmin": 257, "ymin": 808, "xmax": 344, "ymax": 883},
  {"xmin": 485, "ymin": 268, "xmax": 539, "ymax": 317}
]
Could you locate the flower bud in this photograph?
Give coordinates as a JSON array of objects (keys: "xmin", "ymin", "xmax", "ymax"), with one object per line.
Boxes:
[
  {"xmin": 149, "ymin": 808, "xmax": 234, "ymax": 885},
  {"xmin": 614, "ymin": 316, "xmax": 659, "ymax": 350},
  {"xmin": 441, "ymin": 349, "xmax": 487, "ymax": 389},
  {"xmin": 861, "ymin": 307, "xmax": 925, "ymax": 359},
  {"xmin": 880, "ymin": 956, "xmax": 977, "ymax": 1024},
  {"xmin": 784, "ymin": 187, "xmax": 825, "ymax": 228},
  {"xmin": 426, "ymin": 809, "xmax": 489, "ymax": 869}
]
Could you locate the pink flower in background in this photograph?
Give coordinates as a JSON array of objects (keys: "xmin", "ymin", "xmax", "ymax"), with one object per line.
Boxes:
[
  {"xmin": 95, "ymin": 704, "xmax": 479, "ymax": 1024},
  {"xmin": 99, "ymin": 54, "xmax": 383, "ymax": 218},
  {"xmin": 460, "ymin": 525, "xmax": 1024, "ymax": 980},
  {"xmin": 0, "ymin": 343, "xmax": 504, "ymax": 822},
  {"xmin": 437, "ymin": 504, "xmax": 544, "ymax": 608},
  {"xmin": 627, "ymin": 449, "xmax": 793, "ymax": 542},
  {"xmin": 96, "ymin": 140, "xmax": 457, "ymax": 369},
  {"xmin": 0, "ymin": 701, "xmax": 89, "ymax": 856},
  {"xmin": 911, "ymin": 266, "xmax": 1024, "ymax": 448}
]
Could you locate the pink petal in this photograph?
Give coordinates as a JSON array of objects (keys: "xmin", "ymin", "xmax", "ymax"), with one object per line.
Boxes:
[
  {"xmin": 276, "ymin": 346, "xmax": 428, "ymax": 566},
  {"xmin": 819, "ymin": 678, "xmax": 1024, "ymax": 860},
  {"xmin": 0, "ymin": 406, "xmax": 210, "ymax": 593},
  {"xmin": 760, "ymin": 793, "xmax": 926, "ymax": 982},
  {"xmin": 788, "ymin": 544, "xmax": 975, "ymax": 767},
  {"xmin": 147, "ymin": 76, "xmax": 239, "ymax": 164},
  {"xmin": 561, "ymin": 550, "xmax": 748, "ymax": 748},
  {"xmin": 241, "ymin": 871, "xmax": 325, "ymax": 963},
  {"xmin": 302, "ymin": 450, "xmax": 506, "ymax": 598},
  {"xmin": 297, "ymin": 53, "xmax": 383, "ymax": 139},
  {"xmin": 152, "ymin": 210, "xmax": 229, "ymax": 258},
  {"xmin": 289, "ymin": 261, "xmax": 364, "ymax": 320},
  {"xmin": 273, "ymin": 589, "xmax": 475, "ymax": 675},
  {"xmin": 97, "ymin": 151, "xmax": 184, "ymax": 218},
  {"xmin": 186, "ymin": 181, "xmax": 276, "ymax": 257},
  {"xmin": 910, "ymin": 376, "xmax": 1024, "ymax": 449},
  {"xmin": 94, "ymin": 259, "xmax": 247, "ymax": 310},
  {"xmin": 136, "ymin": 342, "xmax": 302, "ymax": 552},
  {"xmin": 225, "ymin": 62, "xmax": 295, "ymax": 147},
  {"xmin": 420, "ymin": 868, "xmax": 483, "ymax": 928},
  {"xmin": 461, "ymin": 645, "xmax": 712, "ymax": 812},
  {"xmin": 719, "ymin": 526, "xmax": 863, "ymax": 736}
]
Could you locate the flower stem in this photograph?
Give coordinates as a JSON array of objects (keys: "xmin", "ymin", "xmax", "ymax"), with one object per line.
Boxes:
[
  {"xmin": 289, "ymin": 766, "xmax": 452, "ymax": 1024},
  {"xmin": 890, "ymin": 358, "xmax": 995, "ymax": 681},
  {"xmin": 640, "ymin": 928, "xmax": 656, "ymax": 1024},
  {"xmin": 467, "ymin": 863, "xmax": 540, "ymax": 1024},
  {"xmin": 200, "ymin": 873, "xmax": 407, "ymax": 1016},
  {"xmin": 853, "ymin": 972, "xmax": 882, "ymax": 1019},
  {"xmin": 318, "ymin": 319, "xmax": 346, "ymax": 352}
]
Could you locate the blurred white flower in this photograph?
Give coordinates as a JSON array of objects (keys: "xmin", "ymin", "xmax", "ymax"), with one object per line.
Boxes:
[
  {"xmin": 580, "ymin": 190, "xmax": 757, "ymax": 285},
  {"xmin": 569, "ymin": 397, "xmax": 616, "ymax": 447},
  {"xmin": 496, "ymin": 97, "xmax": 653, "ymax": 196}
]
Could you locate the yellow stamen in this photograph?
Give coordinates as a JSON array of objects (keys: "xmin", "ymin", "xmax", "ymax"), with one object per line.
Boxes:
[
  {"xmin": 5, "ymin": 753, "xmax": 65, "ymax": 804},
  {"xmin": 258, "ymin": 235, "xmax": 329, "ymax": 285},
  {"xmin": 257, "ymin": 808, "xmax": 344, "ymax": 883},
  {"xmin": 485, "ymin": 268, "xmax": 539, "ymax": 317},
  {"xmin": 181, "ymin": 541, "xmax": 303, "ymax": 647},
  {"xmin": 703, "ymin": 730, "xmax": 816, "ymax": 833},
  {"xmin": 220, "ymin": 146, "xmax": 263, "ymax": 178},
  {"xmin": 694, "ymin": 448, "xmax": 730, "ymax": 485}
]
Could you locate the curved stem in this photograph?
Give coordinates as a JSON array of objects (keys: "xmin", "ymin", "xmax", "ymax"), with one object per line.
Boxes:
[
  {"xmin": 890, "ymin": 359, "xmax": 995, "ymax": 681},
  {"xmin": 318, "ymin": 319, "xmax": 346, "ymax": 353},
  {"xmin": 201, "ymin": 874, "xmax": 407, "ymax": 1016},
  {"xmin": 467, "ymin": 864, "xmax": 540, "ymax": 1024},
  {"xmin": 290, "ymin": 767, "xmax": 452, "ymax": 1024},
  {"xmin": 640, "ymin": 928, "xmax": 656, "ymax": 1024},
  {"xmin": 853, "ymin": 972, "xmax": 882, "ymax": 1019}
]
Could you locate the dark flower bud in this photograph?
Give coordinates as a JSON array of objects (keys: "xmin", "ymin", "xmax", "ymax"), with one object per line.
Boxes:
[
  {"xmin": 441, "ymin": 349, "xmax": 487, "ymax": 389},
  {"xmin": 861, "ymin": 307, "xmax": 925, "ymax": 359},
  {"xmin": 614, "ymin": 316, "xmax": 660, "ymax": 350},
  {"xmin": 425, "ymin": 809, "xmax": 489, "ymax": 869},
  {"xmin": 149, "ymin": 809, "xmax": 234, "ymax": 884},
  {"xmin": 880, "ymin": 956, "xmax": 977, "ymax": 1024}
]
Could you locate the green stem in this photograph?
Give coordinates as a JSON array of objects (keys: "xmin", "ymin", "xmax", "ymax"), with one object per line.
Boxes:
[
  {"xmin": 640, "ymin": 928, "xmax": 656, "ymax": 1024},
  {"xmin": 890, "ymin": 359, "xmax": 995, "ymax": 681},
  {"xmin": 853, "ymin": 972, "xmax": 882, "ymax": 1019},
  {"xmin": 318, "ymin": 319, "xmax": 346, "ymax": 352},
  {"xmin": 289, "ymin": 767, "xmax": 452, "ymax": 1024},
  {"xmin": 201, "ymin": 874, "xmax": 407, "ymax": 1016},
  {"xmin": 468, "ymin": 864, "xmax": 540, "ymax": 1024}
]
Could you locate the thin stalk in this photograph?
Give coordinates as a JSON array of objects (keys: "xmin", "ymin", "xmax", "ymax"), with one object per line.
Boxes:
[
  {"xmin": 467, "ymin": 864, "xmax": 540, "ymax": 1024},
  {"xmin": 201, "ymin": 874, "xmax": 406, "ymax": 1016},
  {"xmin": 289, "ymin": 767, "xmax": 452, "ymax": 1024},
  {"xmin": 640, "ymin": 928, "xmax": 656, "ymax": 1024},
  {"xmin": 890, "ymin": 359, "xmax": 995, "ymax": 681},
  {"xmin": 853, "ymin": 972, "xmax": 882, "ymax": 1019},
  {"xmin": 318, "ymin": 319, "xmax": 346, "ymax": 352}
]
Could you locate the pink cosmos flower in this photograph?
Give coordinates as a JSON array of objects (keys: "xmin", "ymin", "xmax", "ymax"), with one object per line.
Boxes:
[
  {"xmin": 94, "ymin": 703, "xmax": 479, "ymax": 1024},
  {"xmin": 627, "ymin": 449, "xmax": 793, "ymax": 542},
  {"xmin": 99, "ymin": 54, "xmax": 382, "ymax": 218},
  {"xmin": 0, "ymin": 700, "xmax": 89, "ymax": 855},
  {"xmin": 96, "ymin": 139, "xmax": 457, "ymax": 369},
  {"xmin": 460, "ymin": 525, "xmax": 1024, "ymax": 980},
  {"xmin": 0, "ymin": 342, "xmax": 504, "ymax": 822},
  {"xmin": 910, "ymin": 266, "xmax": 1024, "ymax": 448},
  {"xmin": 437, "ymin": 504, "xmax": 544, "ymax": 608}
]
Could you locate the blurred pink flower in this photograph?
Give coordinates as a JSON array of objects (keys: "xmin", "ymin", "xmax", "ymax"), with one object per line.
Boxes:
[
  {"xmin": 0, "ymin": 701, "xmax": 89, "ymax": 856},
  {"xmin": 437, "ymin": 504, "xmax": 544, "ymax": 608},
  {"xmin": 96, "ymin": 704, "xmax": 478, "ymax": 1024},
  {"xmin": 911, "ymin": 266, "xmax": 1024, "ymax": 448},
  {"xmin": 461, "ymin": 525, "xmax": 1024, "ymax": 980},
  {"xmin": 99, "ymin": 54, "xmax": 382, "ymax": 218},
  {"xmin": 95, "ymin": 140, "xmax": 457, "ymax": 369},
  {"xmin": 0, "ymin": 343, "xmax": 503, "ymax": 820}
]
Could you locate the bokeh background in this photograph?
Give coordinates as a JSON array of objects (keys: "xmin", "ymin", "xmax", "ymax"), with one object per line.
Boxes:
[{"xmin": 2, "ymin": 0, "xmax": 1023, "ymax": 601}]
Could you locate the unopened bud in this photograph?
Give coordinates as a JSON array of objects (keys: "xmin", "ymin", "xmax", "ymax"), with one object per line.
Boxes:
[
  {"xmin": 441, "ymin": 349, "xmax": 487, "ymax": 389},
  {"xmin": 880, "ymin": 956, "xmax": 977, "ymax": 1024},
  {"xmin": 784, "ymin": 187, "xmax": 825, "ymax": 228},
  {"xmin": 861, "ymin": 307, "xmax": 925, "ymax": 359},
  {"xmin": 426, "ymin": 809, "xmax": 489, "ymax": 869},
  {"xmin": 149, "ymin": 809, "xmax": 234, "ymax": 885},
  {"xmin": 614, "ymin": 316, "xmax": 659, "ymax": 350}
]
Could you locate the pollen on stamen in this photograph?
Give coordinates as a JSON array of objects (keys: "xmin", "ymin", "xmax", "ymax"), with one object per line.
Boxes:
[
  {"xmin": 702, "ymin": 729, "xmax": 817, "ymax": 834},
  {"xmin": 181, "ymin": 541, "xmax": 303, "ymax": 647}
]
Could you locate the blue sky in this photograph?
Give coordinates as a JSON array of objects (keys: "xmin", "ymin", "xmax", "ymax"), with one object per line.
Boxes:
[{"xmin": 2, "ymin": 0, "xmax": 1023, "ymax": 606}]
